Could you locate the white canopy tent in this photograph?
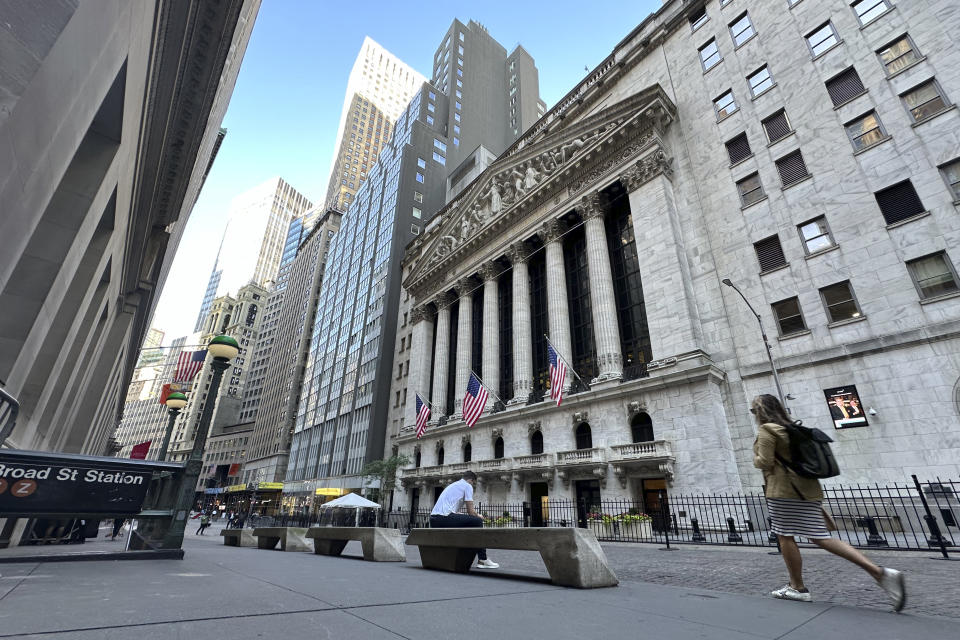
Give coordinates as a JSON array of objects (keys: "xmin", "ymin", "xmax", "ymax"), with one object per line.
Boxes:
[{"xmin": 318, "ymin": 492, "xmax": 381, "ymax": 526}]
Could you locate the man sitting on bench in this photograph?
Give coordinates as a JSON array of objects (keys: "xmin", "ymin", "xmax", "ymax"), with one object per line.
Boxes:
[{"xmin": 429, "ymin": 471, "xmax": 499, "ymax": 569}]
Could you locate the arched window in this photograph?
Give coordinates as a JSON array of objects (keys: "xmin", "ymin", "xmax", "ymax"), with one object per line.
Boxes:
[
  {"xmin": 415, "ymin": 450, "xmax": 421, "ymax": 468},
  {"xmin": 437, "ymin": 447, "xmax": 444, "ymax": 465},
  {"xmin": 494, "ymin": 437, "xmax": 504, "ymax": 459},
  {"xmin": 631, "ymin": 412, "xmax": 654, "ymax": 443},
  {"xmin": 575, "ymin": 423, "xmax": 592, "ymax": 450},
  {"xmin": 530, "ymin": 430, "xmax": 544, "ymax": 455},
  {"xmin": 463, "ymin": 442, "xmax": 471, "ymax": 462}
]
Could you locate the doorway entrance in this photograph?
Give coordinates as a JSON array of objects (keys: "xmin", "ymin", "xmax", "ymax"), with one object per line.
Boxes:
[
  {"xmin": 529, "ymin": 482, "xmax": 548, "ymax": 526},
  {"xmin": 642, "ymin": 478, "xmax": 669, "ymax": 532},
  {"xmin": 574, "ymin": 479, "xmax": 602, "ymax": 527},
  {"xmin": 409, "ymin": 488, "xmax": 420, "ymax": 528}
]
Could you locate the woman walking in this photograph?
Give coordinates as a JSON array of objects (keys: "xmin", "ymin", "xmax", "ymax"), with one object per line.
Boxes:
[{"xmin": 751, "ymin": 394, "xmax": 906, "ymax": 610}]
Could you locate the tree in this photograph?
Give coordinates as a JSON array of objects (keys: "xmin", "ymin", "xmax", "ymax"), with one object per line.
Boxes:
[{"xmin": 360, "ymin": 454, "xmax": 411, "ymax": 504}]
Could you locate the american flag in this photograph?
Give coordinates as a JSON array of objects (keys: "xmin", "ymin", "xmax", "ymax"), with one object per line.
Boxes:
[
  {"xmin": 415, "ymin": 393, "xmax": 430, "ymax": 439},
  {"xmin": 174, "ymin": 349, "xmax": 207, "ymax": 382},
  {"xmin": 462, "ymin": 372, "xmax": 489, "ymax": 428},
  {"xmin": 548, "ymin": 343, "xmax": 567, "ymax": 406}
]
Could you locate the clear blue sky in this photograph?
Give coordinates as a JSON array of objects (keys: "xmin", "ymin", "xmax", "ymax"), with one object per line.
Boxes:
[{"xmin": 152, "ymin": 0, "xmax": 661, "ymax": 341}]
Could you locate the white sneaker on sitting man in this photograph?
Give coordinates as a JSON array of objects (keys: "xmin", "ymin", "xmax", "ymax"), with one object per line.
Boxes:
[{"xmin": 476, "ymin": 558, "xmax": 500, "ymax": 569}]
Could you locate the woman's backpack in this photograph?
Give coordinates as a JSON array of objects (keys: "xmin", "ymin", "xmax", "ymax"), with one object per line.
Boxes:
[{"xmin": 776, "ymin": 422, "xmax": 841, "ymax": 479}]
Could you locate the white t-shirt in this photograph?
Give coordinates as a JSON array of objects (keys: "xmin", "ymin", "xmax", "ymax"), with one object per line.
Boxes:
[{"xmin": 431, "ymin": 479, "xmax": 474, "ymax": 516}]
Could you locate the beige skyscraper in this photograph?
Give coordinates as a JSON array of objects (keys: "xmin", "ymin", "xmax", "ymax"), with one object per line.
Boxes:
[{"xmin": 323, "ymin": 37, "xmax": 425, "ymax": 211}]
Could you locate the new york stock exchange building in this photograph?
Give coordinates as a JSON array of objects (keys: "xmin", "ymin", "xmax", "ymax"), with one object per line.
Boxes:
[{"xmin": 385, "ymin": 0, "xmax": 960, "ymax": 519}]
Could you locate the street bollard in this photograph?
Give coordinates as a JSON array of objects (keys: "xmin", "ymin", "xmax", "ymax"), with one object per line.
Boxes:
[
  {"xmin": 859, "ymin": 516, "xmax": 888, "ymax": 547},
  {"xmin": 726, "ymin": 517, "xmax": 742, "ymax": 543},
  {"xmin": 690, "ymin": 517, "xmax": 706, "ymax": 542}
]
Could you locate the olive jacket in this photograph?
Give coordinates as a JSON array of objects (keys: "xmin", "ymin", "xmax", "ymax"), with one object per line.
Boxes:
[{"xmin": 752, "ymin": 422, "xmax": 823, "ymax": 501}]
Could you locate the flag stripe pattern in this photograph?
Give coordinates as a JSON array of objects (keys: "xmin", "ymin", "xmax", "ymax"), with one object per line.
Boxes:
[
  {"xmin": 462, "ymin": 372, "xmax": 489, "ymax": 428},
  {"xmin": 415, "ymin": 393, "xmax": 430, "ymax": 439},
  {"xmin": 548, "ymin": 343, "xmax": 567, "ymax": 407},
  {"xmin": 174, "ymin": 349, "xmax": 207, "ymax": 382}
]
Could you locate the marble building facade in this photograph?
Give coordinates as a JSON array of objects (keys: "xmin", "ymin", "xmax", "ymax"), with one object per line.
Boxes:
[{"xmin": 388, "ymin": 0, "xmax": 960, "ymax": 513}]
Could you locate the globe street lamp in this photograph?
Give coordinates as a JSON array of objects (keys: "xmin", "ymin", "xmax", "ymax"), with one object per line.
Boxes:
[
  {"xmin": 158, "ymin": 391, "xmax": 188, "ymax": 461},
  {"xmin": 163, "ymin": 335, "xmax": 239, "ymax": 548},
  {"xmin": 721, "ymin": 279, "xmax": 787, "ymax": 407}
]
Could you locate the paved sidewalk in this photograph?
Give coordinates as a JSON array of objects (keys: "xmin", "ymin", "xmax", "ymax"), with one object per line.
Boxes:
[{"xmin": 0, "ymin": 531, "xmax": 955, "ymax": 639}]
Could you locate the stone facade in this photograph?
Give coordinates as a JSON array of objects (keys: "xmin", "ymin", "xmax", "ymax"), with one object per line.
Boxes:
[{"xmin": 387, "ymin": 0, "xmax": 960, "ymax": 514}]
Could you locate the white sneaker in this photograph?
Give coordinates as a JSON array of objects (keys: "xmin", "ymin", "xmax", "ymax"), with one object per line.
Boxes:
[
  {"xmin": 877, "ymin": 568, "xmax": 906, "ymax": 612},
  {"xmin": 770, "ymin": 585, "xmax": 812, "ymax": 602},
  {"xmin": 476, "ymin": 559, "xmax": 499, "ymax": 569}
]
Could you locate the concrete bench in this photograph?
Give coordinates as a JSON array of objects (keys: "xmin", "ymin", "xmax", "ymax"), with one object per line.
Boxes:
[
  {"xmin": 219, "ymin": 528, "xmax": 256, "ymax": 547},
  {"xmin": 405, "ymin": 527, "xmax": 618, "ymax": 589},
  {"xmin": 305, "ymin": 527, "xmax": 406, "ymax": 562},
  {"xmin": 251, "ymin": 527, "xmax": 311, "ymax": 552}
]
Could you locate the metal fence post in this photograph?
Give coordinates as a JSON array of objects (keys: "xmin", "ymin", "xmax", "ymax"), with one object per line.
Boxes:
[{"xmin": 911, "ymin": 474, "xmax": 957, "ymax": 561}]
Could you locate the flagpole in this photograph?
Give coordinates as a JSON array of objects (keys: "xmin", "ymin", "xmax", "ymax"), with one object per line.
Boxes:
[
  {"xmin": 417, "ymin": 392, "xmax": 437, "ymax": 410},
  {"xmin": 544, "ymin": 334, "xmax": 590, "ymax": 390},
  {"xmin": 470, "ymin": 369, "xmax": 504, "ymax": 406}
]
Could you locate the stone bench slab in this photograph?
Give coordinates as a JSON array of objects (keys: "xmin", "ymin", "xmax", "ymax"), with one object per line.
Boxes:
[
  {"xmin": 219, "ymin": 528, "xmax": 256, "ymax": 547},
  {"xmin": 251, "ymin": 527, "xmax": 311, "ymax": 552},
  {"xmin": 405, "ymin": 527, "xmax": 618, "ymax": 588},
  {"xmin": 306, "ymin": 527, "xmax": 405, "ymax": 562}
]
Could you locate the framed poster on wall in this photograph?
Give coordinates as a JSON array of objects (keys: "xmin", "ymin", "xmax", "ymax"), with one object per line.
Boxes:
[{"xmin": 823, "ymin": 385, "xmax": 868, "ymax": 429}]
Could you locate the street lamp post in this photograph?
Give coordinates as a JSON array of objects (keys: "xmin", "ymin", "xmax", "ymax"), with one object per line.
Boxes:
[
  {"xmin": 721, "ymin": 279, "xmax": 787, "ymax": 407},
  {"xmin": 158, "ymin": 392, "xmax": 188, "ymax": 461},
  {"xmin": 162, "ymin": 335, "xmax": 239, "ymax": 548}
]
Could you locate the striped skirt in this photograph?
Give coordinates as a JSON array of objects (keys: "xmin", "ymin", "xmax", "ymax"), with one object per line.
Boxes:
[{"xmin": 767, "ymin": 498, "xmax": 831, "ymax": 539}]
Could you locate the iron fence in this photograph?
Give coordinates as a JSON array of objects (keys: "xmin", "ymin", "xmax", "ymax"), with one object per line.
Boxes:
[{"xmin": 377, "ymin": 477, "xmax": 959, "ymax": 554}]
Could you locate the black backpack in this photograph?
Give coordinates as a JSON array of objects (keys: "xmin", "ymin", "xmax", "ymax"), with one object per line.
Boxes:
[{"xmin": 776, "ymin": 422, "xmax": 841, "ymax": 479}]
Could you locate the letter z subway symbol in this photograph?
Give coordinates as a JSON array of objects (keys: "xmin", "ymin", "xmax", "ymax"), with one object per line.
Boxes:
[{"xmin": 11, "ymin": 479, "xmax": 37, "ymax": 497}]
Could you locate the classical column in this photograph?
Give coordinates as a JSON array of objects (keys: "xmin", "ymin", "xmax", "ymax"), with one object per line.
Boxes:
[
  {"xmin": 580, "ymin": 192, "xmax": 623, "ymax": 383},
  {"xmin": 542, "ymin": 220, "xmax": 572, "ymax": 390},
  {"xmin": 430, "ymin": 292, "xmax": 453, "ymax": 417},
  {"xmin": 406, "ymin": 305, "xmax": 435, "ymax": 428},
  {"xmin": 479, "ymin": 262, "xmax": 501, "ymax": 409},
  {"xmin": 453, "ymin": 279, "xmax": 474, "ymax": 415},
  {"xmin": 507, "ymin": 242, "xmax": 532, "ymax": 403}
]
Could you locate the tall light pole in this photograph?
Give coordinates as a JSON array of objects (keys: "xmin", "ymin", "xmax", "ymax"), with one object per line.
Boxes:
[
  {"xmin": 158, "ymin": 392, "xmax": 188, "ymax": 461},
  {"xmin": 162, "ymin": 335, "xmax": 239, "ymax": 548},
  {"xmin": 721, "ymin": 279, "xmax": 787, "ymax": 407}
]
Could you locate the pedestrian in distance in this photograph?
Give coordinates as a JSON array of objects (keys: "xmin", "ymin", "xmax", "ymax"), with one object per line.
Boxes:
[
  {"xmin": 751, "ymin": 394, "xmax": 906, "ymax": 610},
  {"xmin": 196, "ymin": 512, "xmax": 211, "ymax": 535},
  {"xmin": 110, "ymin": 517, "xmax": 125, "ymax": 541},
  {"xmin": 429, "ymin": 470, "xmax": 499, "ymax": 569}
]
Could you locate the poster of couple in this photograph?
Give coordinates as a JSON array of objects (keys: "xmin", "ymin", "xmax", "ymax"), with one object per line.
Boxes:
[{"xmin": 823, "ymin": 385, "xmax": 869, "ymax": 429}]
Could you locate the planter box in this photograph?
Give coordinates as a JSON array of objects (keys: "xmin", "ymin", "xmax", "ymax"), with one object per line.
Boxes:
[
  {"xmin": 619, "ymin": 520, "xmax": 653, "ymax": 540},
  {"xmin": 588, "ymin": 521, "xmax": 613, "ymax": 539}
]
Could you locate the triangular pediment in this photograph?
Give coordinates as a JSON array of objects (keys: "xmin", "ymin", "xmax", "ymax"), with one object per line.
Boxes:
[{"xmin": 404, "ymin": 84, "xmax": 676, "ymax": 295}]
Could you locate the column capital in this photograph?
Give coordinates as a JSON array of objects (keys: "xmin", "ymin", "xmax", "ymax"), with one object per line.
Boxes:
[
  {"xmin": 454, "ymin": 278, "xmax": 476, "ymax": 296},
  {"xmin": 410, "ymin": 305, "xmax": 431, "ymax": 324},
  {"xmin": 578, "ymin": 192, "xmax": 605, "ymax": 220},
  {"xmin": 505, "ymin": 241, "xmax": 531, "ymax": 264},
  {"xmin": 539, "ymin": 219, "xmax": 567, "ymax": 244},
  {"xmin": 619, "ymin": 149, "xmax": 674, "ymax": 191},
  {"xmin": 478, "ymin": 261, "xmax": 503, "ymax": 282},
  {"xmin": 434, "ymin": 291, "xmax": 454, "ymax": 309}
]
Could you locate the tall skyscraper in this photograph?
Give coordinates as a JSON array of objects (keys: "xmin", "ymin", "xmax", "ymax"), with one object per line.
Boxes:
[
  {"xmin": 195, "ymin": 177, "xmax": 313, "ymax": 329},
  {"xmin": 322, "ymin": 37, "xmax": 425, "ymax": 212},
  {"xmin": 286, "ymin": 21, "xmax": 542, "ymax": 494}
]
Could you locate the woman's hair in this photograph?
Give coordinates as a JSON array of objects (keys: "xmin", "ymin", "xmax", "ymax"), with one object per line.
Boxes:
[{"xmin": 752, "ymin": 393, "xmax": 800, "ymax": 427}]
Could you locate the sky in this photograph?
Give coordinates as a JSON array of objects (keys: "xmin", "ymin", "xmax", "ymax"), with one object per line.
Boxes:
[{"xmin": 151, "ymin": 0, "xmax": 661, "ymax": 342}]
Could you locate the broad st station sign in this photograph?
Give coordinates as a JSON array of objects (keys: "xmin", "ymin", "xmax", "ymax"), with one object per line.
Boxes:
[{"xmin": 0, "ymin": 449, "xmax": 175, "ymax": 516}]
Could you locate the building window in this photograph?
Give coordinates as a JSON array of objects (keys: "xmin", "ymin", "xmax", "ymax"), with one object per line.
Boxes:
[
  {"xmin": 631, "ymin": 413, "xmax": 654, "ymax": 443},
  {"xmin": 462, "ymin": 442, "xmax": 471, "ymax": 462},
  {"xmin": 877, "ymin": 35, "xmax": 920, "ymax": 76},
  {"xmin": 762, "ymin": 109, "xmax": 793, "ymax": 144},
  {"xmin": 775, "ymin": 150, "xmax": 810, "ymax": 187},
  {"xmin": 820, "ymin": 281, "xmax": 862, "ymax": 322},
  {"xmin": 729, "ymin": 12, "xmax": 756, "ymax": 47},
  {"xmin": 797, "ymin": 216, "xmax": 835, "ymax": 254},
  {"xmin": 494, "ymin": 437, "xmax": 504, "ymax": 459},
  {"xmin": 415, "ymin": 450, "xmax": 421, "ymax": 468},
  {"xmin": 453, "ymin": 124, "xmax": 460, "ymax": 134},
  {"xmin": 428, "ymin": 90, "xmax": 436, "ymax": 100},
  {"xmin": 415, "ymin": 172, "xmax": 424, "ymax": 183},
  {"xmin": 412, "ymin": 206, "xmax": 421, "ymax": 219},
  {"xmin": 426, "ymin": 115, "xmax": 434, "ymax": 125},
  {"xmin": 737, "ymin": 173, "xmax": 765, "ymax": 207},
  {"xmin": 875, "ymin": 180, "xmax": 925, "ymax": 225},
  {"xmin": 411, "ymin": 224, "xmax": 420, "ymax": 235},
  {"xmin": 852, "ymin": 0, "xmax": 892, "ymax": 26},
  {"xmin": 845, "ymin": 111, "xmax": 886, "ymax": 151},
  {"xmin": 414, "ymin": 191, "xmax": 423, "ymax": 203},
  {"xmin": 432, "ymin": 151, "xmax": 446, "ymax": 165},
  {"xmin": 754, "ymin": 235, "xmax": 788, "ymax": 272},
  {"xmin": 453, "ymin": 137, "xmax": 459, "ymax": 146},
  {"xmin": 901, "ymin": 80, "xmax": 949, "ymax": 123},
  {"xmin": 531, "ymin": 430, "xmax": 544, "ymax": 455},
  {"xmin": 434, "ymin": 138, "xmax": 447, "ymax": 152},
  {"xmin": 725, "ymin": 132, "xmax": 752, "ymax": 164},
  {"xmin": 455, "ymin": 101, "xmax": 462, "ymax": 110},
  {"xmin": 689, "ymin": 6, "xmax": 708, "ymax": 32},
  {"xmin": 417, "ymin": 157, "xmax": 426, "ymax": 168},
  {"xmin": 825, "ymin": 67, "xmax": 866, "ymax": 107},
  {"xmin": 748, "ymin": 65, "xmax": 774, "ymax": 98},
  {"xmin": 720, "ymin": 0, "xmax": 732, "ymax": 6},
  {"xmin": 575, "ymin": 423, "xmax": 593, "ymax": 450},
  {"xmin": 772, "ymin": 297, "xmax": 807, "ymax": 336},
  {"xmin": 454, "ymin": 112, "xmax": 461, "ymax": 122},
  {"xmin": 907, "ymin": 252, "xmax": 960, "ymax": 300},
  {"xmin": 939, "ymin": 159, "xmax": 960, "ymax": 200},
  {"xmin": 427, "ymin": 103, "xmax": 435, "ymax": 113},
  {"xmin": 806, "ymin": 22, "xmax": 839, "ymax": 58},
  {"xmin": 699, "ymin": 39, "xmax": 721, "ymax": 71},
  {"xmin": 714, "ymin": 90, "xmax": 738, "ymax": 120}
]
